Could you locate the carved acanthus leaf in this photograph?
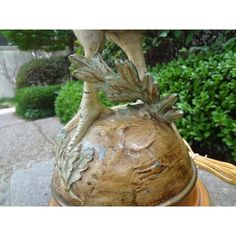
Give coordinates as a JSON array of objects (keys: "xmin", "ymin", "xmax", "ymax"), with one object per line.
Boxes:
[{"xmin": 56, "ymin": 143, "xmax": 94, "ymax": 191}]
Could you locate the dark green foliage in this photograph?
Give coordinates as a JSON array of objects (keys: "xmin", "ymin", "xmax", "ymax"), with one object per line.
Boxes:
[
  {"xmin": 55, "ymin": 81, "xmax": 120, "ymax": 124},
  {"xmin": 143, "ymin": 30, "xmax": 198, "ymax": 65},
  {"xmin": 151, "ymin": 50, "xmax": 236, "ymax": 162},
  {"xmin": 16, "ymin": 56, "xmax": 70, "ymax": 89},
  {"xmin": 102, "ymin": 40, "xmax": 127, "ymax": 68},
  {"xmin": 98, "ymin": 91, "xmax": 121, "ymax": 107},
  {"xmin": 1, "ymin": 30, "xmax": 76, "ymax": 51},
  {"xmin": 144, "ymin": 30, "xmax": 236, "ymax": 66},
  {"xmin": 15, "ymin": 85, "xmax": 61, "ymax": 120},
  {"xmin": 73, "ymin": 30, "xmax": 236, "ymax": 67}
]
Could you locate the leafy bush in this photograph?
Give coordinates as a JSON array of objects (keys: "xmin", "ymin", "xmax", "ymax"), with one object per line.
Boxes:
[
  {"xmin": 16, "ymin": 56, "xmax": 70, "ymax": 89},
  {"xmin": 1, "ymin": 30, "xmax": 75, "ymax": 51},
  {"xmin": 144, "ymin": 30, "xmax": 236, "ymax": 66},
  {"xmin": 15, "ymin": 85, "xmax": 61, "ymax": 120},
  {"xmin": 55, "ymin": 81, "xmax": 120, "ymax": 124},
  {"xmin": 102, "ymin": 40, "xmax": 127, "ymax": 68},
  {"xmin": 151, "ymin": 50, "xmax": 236, "ymax": 162},
  {"xmin": 55, "ymin": 81, "xmax": 83, "ymax": 124}
]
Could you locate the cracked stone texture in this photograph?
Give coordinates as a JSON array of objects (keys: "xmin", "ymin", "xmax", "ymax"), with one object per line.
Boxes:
[{"xmin": 34, "ymin": 117, "xmax": 62, "ymax": 144}]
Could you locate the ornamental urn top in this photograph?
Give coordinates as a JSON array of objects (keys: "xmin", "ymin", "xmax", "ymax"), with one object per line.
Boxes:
[{"xmin": 51, "ymin": 51, "xmax": 196, "ymax": 206}]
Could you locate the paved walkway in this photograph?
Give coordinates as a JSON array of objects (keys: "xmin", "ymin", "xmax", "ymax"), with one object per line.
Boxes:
[
  {"xmin": 0, "ymin": 108, "xmax": 63, "ymax": 205},
  {"xmin": 0, "ymin": 108, "xmax": 235, "ymax": 206}
]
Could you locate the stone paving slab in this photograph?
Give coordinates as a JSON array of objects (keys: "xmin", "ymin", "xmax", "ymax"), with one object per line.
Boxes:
[
  {"xmin": 198, "ymin": 169, "xmax": 236, "ymax": 206},
  {"xmin": 0, "ymin": 121, "xmax": 55, "ymax": 182},
  {"xmin": 0, "ymin": 108, "xmax": 62, "ymax": 206},
  {"xmin": 10, "ymin": 160, "xmax": 54, "ymax": 206},
  {"xmin": 0, "ymin": 182, "xmax": 10, "ymax": 206},
  {"xmin": 0, "ymin": 108, "xmax": 63, "ymax": 183}
]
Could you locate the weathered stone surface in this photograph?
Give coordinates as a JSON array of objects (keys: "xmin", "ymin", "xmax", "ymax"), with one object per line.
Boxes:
[
  {"xmin": 0, "ymin": 108, "xmax": 62, "ymax": 183},
  {"xmin": 0, "ymin": 108, "xmax": 63, "ymax": 206},
  {"xmin": 10, "ymin": 161, "xmax": 54, "ymax": 206},
  {"xmin": 53, "ymin": 108, "xmax": 193, "ymax": 206},
  {"xmin": 198, "ymin": 169, "xmax": 236, "ymax": 206},
  {"xmin": 0, "ymin": 182, "xmax": 10, "ymax": 206},
  {"xmin": 0, "ymin": 121, "xmax": 55, "ymax": 182}
]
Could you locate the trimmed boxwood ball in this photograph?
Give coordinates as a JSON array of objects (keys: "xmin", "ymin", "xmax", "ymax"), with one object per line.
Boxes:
[
  {"xmin": 151, "ymin": 49, "xmax": 236, "ymax": 162},
  {"xmin": 16, "ymin": 56, "xmax": 70, "ymax": 89},
  {"xmin": 15, "ymin": 85, "xmax": 61, "ymax": 120}
]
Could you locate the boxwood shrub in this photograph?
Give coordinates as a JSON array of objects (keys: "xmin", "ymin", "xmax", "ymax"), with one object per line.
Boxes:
[
  {"xmin": 151, "ymin": 50, "xmax": 236, "ymax": 162},
  {"xmin": 55, "ymin": 81, "xmax": 120, "ymax": 124},
  {"xmin": 15, "ymin": 85, "xmax": 61, "ymax": 120},
  {"xmin": 16, "ymin": 56, "xmax": 70, "ymax": 89},
  {"xmin": 55, "ymin": 81, "xmax": 83, "ymax": 124}
]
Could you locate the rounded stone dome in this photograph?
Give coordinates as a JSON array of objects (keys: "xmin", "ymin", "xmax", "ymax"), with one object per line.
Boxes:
[{"xmin": 52, "ymin": 105, "xmax": 195, "ymax": 206}]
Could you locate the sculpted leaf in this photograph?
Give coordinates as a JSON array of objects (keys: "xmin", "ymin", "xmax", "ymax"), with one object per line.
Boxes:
[
  {"xmin": 55, "ymin": 143, "xmax": 94, "ymax": 190},
  {"xmin": 69, "ymin": 53, "xmax": 183, "ymax": 124}
]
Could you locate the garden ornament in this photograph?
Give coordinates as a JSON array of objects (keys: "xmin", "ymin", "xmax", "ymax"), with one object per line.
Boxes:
[{"xmin": 50, "ymin": 30, "xmax": 236, "ymax": 206}]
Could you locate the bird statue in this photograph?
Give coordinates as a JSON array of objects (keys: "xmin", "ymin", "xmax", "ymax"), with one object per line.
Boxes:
[
  {"xmin": 64, "ymin": 30, "xmax": 146, "ymax": 134},
  {"xmin": 51, "ymin": 30, "xmax": 195, "ymax": 206},
  {"xmin": 62, "ymin": 30, "xmax": 149, "ymax": 159},
  {"xmin": 50, "ymin": 30, "xmax": 236, "ymax": 206},
  {"xmin": 58, "ymin": 30, "xmax": 182, "ymax": 185}
]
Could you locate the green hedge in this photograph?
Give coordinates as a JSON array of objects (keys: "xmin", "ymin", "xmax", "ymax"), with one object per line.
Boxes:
[
  {"xmin": 151, "ymin": 50, "xmax": 236, "ymax": 162},
  {"xmin": 55, "ymin": 81, "xmax": 83, "ymax": 124},
  {"xmin": 55, "ymin": 81, "xmax": 120, "ymax": 124},
  {"xmin": 16, "ymin": 56, "xmax": 70, "ymax": 89},
  {"xmin": 15, "ymin": 85, "xmax": 61, "ymax": 120}
]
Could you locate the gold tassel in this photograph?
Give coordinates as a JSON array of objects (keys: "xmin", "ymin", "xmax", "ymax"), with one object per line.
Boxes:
[{"xmin": 183, "ymin": 139, "xmax": 236, "ymax": 185}]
